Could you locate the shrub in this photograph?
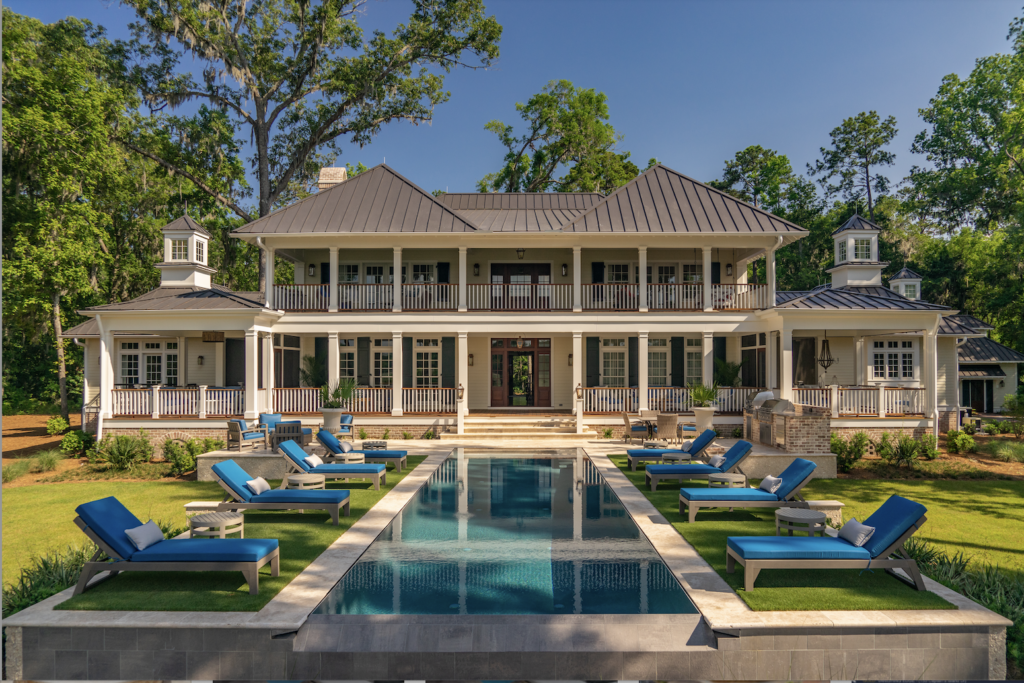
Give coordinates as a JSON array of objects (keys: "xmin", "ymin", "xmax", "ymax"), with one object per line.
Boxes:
[
  {"xmin": 162, "ymin": 437, "xmax": 224, "ymax": 475},
  {"xmin": 872, "ymin": 432, "xmax": 895, "ymax": 463},
  {"xmin": 2, "ymin": 460, "xmax": 31, "ymax": 484},
  {"xmin": 92, "ymin": 431, "xmax": 153, "ymax": 472},
  {"xmin": 382, "ymin": 429, "xmax": 391, "ymax": 440},
  {"xmin": 60, "ymin": 429, "xmax": 93, "ymax": 456},
  {"xmin": 989, "ymin": 441, "xmax": 1024, "ymax": 463},
  {"xmin": 917, "ymin": 433, "xmax": 940, "ymax": 460},
  {"xmin": 602, "ymin": 427, "xmax": 614, "ymax": 439},
  {"xmin": 962, "ymin": 421, "xmax": 976, "ymax": 435},
  {"xmin": 984, "ymin": 423, "xmax": 1001, "ymax": 436},
  {"xmin": 358, "ymin": 428, "xmax": 368, "ymax": 440},
  {"xmin": 1004, "ymin": 395, "xmax": 1024, "ymax": 438},
  {"xmin": 45, "ymin": 415, "xmax": 70, "ymax": 436},
  {"xmin": 31, "ymin": 449, "xmax": 63, "ymax": 473},
  {"xmin": 402, "ymin": 431, "xmax": 412, "ymax": 440},
  {"xmin": 888, "ymin": 434, "xmax": 920, "ymax": 468},
  {"xmin": 947, "ymin": 430, "xmax": 977, "ymax": 454},
  {"xmin": 424, "ymin": 430, "xmax": 435, "ymax": 440},
  {"xmin": 2, "ymin": 544, "xmax": 96, "ymax": 617},
  {"xmin": 731, "ymin": 426, "xmax": 743, "ymax": 438},
  {"xmin": 999, "ymin": 420, "xmax": 1014, "ymax": 434},
  {"xmin": 830, "ymin": 431, "xmax": 868, "ymax": 473}
]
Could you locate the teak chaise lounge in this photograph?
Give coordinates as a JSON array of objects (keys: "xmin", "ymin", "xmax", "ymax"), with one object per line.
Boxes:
[
  {"xmin": 316, "ymin": 430, "xmax": 409, "ymax": 473},
  {"xmin": 626, "ymin": 429, "xmax": 716, "ymax": 471},
  {"xmin": 726, "ymin": 494, "xmax": 928, "ymax": 592},
  {"xmin": 73, "ymin": 496, "xmax": 279, "ymax": 595},
  {"xmin": 211, "ymin": 459, "xmax": 351, "ymax": 524},
  {"xmin": 280, "ymin": 440, "xmax": 387, "ymax": 490},
  {"xmin": 678, "ymin": 457, "xmax": 818, "ymax": 523},
  {"xmin": 645, "ymin": 440, "xmax": 753, "ymax": 490}
]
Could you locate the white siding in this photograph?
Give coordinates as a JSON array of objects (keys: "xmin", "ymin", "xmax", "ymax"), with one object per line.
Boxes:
[
  {"xmin": 186, "ymin": 340, "xmax": 217, "ymax": 386},
  {"xmin": 995, "ymin": 363, "xmax": 1018, "ymax": 412},
  {"xmin": 937, "ymin": 336, "xmax": 958, "ymax": 409},
  {"xmin": 84, "ymin": 339, "xmax": 100, "ymax": 401},
  {"xmin": 551, "ymin": 336, "xmax": 572, "ymax": 409},
  {"xmin": 467, "ymin": 336, "xmax": 490, "ymax": 409}
]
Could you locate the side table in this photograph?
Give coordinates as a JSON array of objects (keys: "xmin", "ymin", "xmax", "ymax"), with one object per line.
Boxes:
[
  {"xmin": 190, "ymin": 511, "xmax": 244, "ymax": 539},
  {"xmin": 775, "ymin": 507, "xmax": 827, "ymax": 537},
  {"xmin": 285, "ymin": 473, "xmax": 326, "ymax": 490},
  {"xmin": 708, "ymin": 472, "xmax": 747, "ymax": 511}
]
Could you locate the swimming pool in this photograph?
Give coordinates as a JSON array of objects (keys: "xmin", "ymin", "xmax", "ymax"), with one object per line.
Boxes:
[{"xmin": 313, "ymin": 449, "xmax": 697, "ymax": 615}]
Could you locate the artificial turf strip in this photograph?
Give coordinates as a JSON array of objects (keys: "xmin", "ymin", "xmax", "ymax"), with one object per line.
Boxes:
[
  {"xmin": 52, "ymin": 456, "xmax": 426, "ymax": 612},
  {"xmin": 609, "ymin": 455, "xmax": 955, "ymax": 612}
]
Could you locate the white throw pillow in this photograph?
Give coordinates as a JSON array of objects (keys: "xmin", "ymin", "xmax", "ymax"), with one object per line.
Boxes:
[
  {"xmin": 340, "ymin": 440, "xmax": 353, "ymax": 453},
  {"xmin": 707, "ymin": 454, "xmax": 726, "ymax": 468},
  {"xmin": 125, "ymin": 520, "xmax": 165, "ymax": 550},
  {"xmin": 759, "ymin": 475, "xmax": 782, "ymax": 494},
  {"xmin": 246, "ymin": 477, "xmax": 271, "ymax": 495},
  {"xmin": 838, "ymin": 518, "xmax": 876, "ymax": 547},
  {"xmin": 305, "ymin": 454, "xmax": 323, "ymax": 468}
]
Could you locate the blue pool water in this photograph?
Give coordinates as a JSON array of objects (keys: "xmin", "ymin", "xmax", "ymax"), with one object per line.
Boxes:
[{"xmin": 313, "ymin": 450, "xmax": 697, "ymax": 615}]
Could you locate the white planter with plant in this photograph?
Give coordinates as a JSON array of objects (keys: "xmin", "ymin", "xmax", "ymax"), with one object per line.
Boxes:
[
  {"xmin": 689, "ymin": 383, "xmax": 718, "ymax": 434},
  {"xmin": 320, "ymin": 378, "xmax": 357, "ymax": 433}
]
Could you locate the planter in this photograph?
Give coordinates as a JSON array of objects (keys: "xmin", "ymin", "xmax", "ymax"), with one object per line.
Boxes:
[
  {"xmin": 321, "ymin": 407, "xmax": 346, "ymax": 433},
  {"xmin": 693, "ymin": 406, "xmax": 717, "ymax": 434}
]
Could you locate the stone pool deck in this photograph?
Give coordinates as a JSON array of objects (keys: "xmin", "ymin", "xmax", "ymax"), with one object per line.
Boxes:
[{"xmin": 2, "ymin": 437, "xmax": 1012, "ymax": 680}]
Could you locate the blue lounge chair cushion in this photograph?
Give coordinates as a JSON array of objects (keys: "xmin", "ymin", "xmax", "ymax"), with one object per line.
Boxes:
[
  {"xmin": 772, "ymin": 458, "xmax": 818, "ymax": 500},
  {"xmin": 280, "ymin": 440, "xmax": 313, "ymax": 471},
  {"xmin": 680, "ymin": 488, "xmax": 780, "ymax": 502},
  {"xmin": 680, "ymin": 425, "xmax": 697, "ymax": 432},
  {"xmin": 356, "ymin": 451, "xmax": 407, "ymax": 457},
  {"xmin": 340, "ymin": 414, "xmax": 353, "ymax": 425},
  {"xmin": 211, "ymin": 460, "xmax": 256, "ymax": 502},
  {"xmin": 132, "ymin": 538, "xmax": 279, "ymax": 563},
  {"xmin": 727, "ymin": 536, "xmax": 870, "ymax": 561},
  {"xmin": 628, "ymin": 448, "xmax": 690, "ymax": 457},
  {"xmin": 629, "ymin": 425, "xmax": 648, "ymax": 433},
  {"xmin": 861, "ymin": 494, "xmax": 928, "ymax": 559},
  {"xmin": 242, "ymin": 432, "xmax": 265, "ymax": 440},
  {"xmin": 76, "ymin": 497, "xmax": 144, "ymax": 560},
  {"xmin": 259, "ymin": 413, "xmax": 284, "ymax": 432},
  {"xmin": 687, "ymin": 429, "xmax": 717, "ymax": 454},
  {"xmin": 317, "ymin": 430, "xmax": 343, "ymax": 454},
  {"xmin": 311, "ymin": 463, "xmax": 386, "ymax": 474},
  {"xmin": 253, "ymin": 489, "xmax": 350, "ymax": 504},
  {"xmin": 646, "ymin": 463, "xmax": 720, "ymax": 476},
  {"xmin": 718, "ymin": 441, "xmax": 753, "ymax": 471}
]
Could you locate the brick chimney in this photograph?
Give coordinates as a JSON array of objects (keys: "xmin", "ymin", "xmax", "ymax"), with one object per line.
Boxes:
[{"xmin": 317, "ymin": 167, "xmax": 348, "ymax": 191}]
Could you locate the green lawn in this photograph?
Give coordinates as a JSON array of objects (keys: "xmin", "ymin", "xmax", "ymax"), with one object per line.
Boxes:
[
  {"xmin": 2, "ymin": 456, "xmax": 424, "ymax": 611},
  {"xmin": 608, "ymin": 455, "xmax": 1024, "ymax": 611}
]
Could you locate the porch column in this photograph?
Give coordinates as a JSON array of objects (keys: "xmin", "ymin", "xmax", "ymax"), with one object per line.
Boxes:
[
  {"xmin": 328, "ymin": 331, "xmax": 340, "ymax": 383},
  {"xmin": 638, "ymin": 246, "xmax": 648, "ymax": 312},
  {"xmin": 854, "ymin": 337, "xmax": 864, "ymax": 385},
  {"xmin": 458, "ymin": 246, "xmax": 468, "ymax": 312},
  {"xmin": 244, "ymin": 329, "xmax": 259, "ymax": 419},
  {"xmin": 266, "ymin": 247, "xmax": 276, "ymax": 308},
  {"xmin": 392, "ymin": 247, "xmax": 403, "ymax": 312},
  {"xmin": 391, "ymin": 331, "xmax": 403, "ymax": 416},
  {"xmin": 572, "ymin": 246, "xmax": 582, "ymax": 312},
  {"xmin": 264, "ymin": 333, "xmax": 275, "ymax": 411},
  {"xmin": 458, "ymin": 331, "xmax": 468, "ymax": 434},
  {"xmin": 573, "ymin": 332, "xmax": 583, "ymax": 427},
  {"xmin": 702, "ymin": 331, "xmax": 714, "ymax": 386},
  {"xmin": 99, "ymin": 325, "xmax": 114, "ymax": 419},
  {"xmin": 780, "ymin": 327, "xmax": 793, "ymax": 400},
  {"xmin": 766, "ymin": 245, "xmax": 777, "ymax": 309},
  {"xmin": 702, "ymin": 246, "xmax": 713, "ymax": 311},
  {"xmin": 638, "ymin": 332, "xmax": 649, "ymax": 411},
  {"xmin": 767, "ymin": 331, "xmax": 777, "ymax": 390},
  {"xmin": 926, "ymin": 325, "xmax": 939, "ymax": 438},
  {"xmin": 328, "ymin": 246, "xmax": 339, "ymax": 312},
  {"xmin": 178, "ymin": 336, "xmax": 187, "ymax": 386}
]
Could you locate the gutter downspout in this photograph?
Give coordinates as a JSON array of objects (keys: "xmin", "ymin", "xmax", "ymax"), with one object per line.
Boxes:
[
  {"xmin": 73, "ymin": 337, "xmax": 101, "ymax": 441},
  {"xmin": 255, "ymin": 237, "xmax": 271, "ymax": 308}
]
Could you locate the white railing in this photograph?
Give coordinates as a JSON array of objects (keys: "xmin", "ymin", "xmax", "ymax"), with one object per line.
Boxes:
[
  {"xmin": 403, "ymin": 387, "xmax": 457, "ymax": 413},
  {"xmin": 837, "ymin": 388, "xmax": 879, "ymax": 416},
  {"xmin": 401, "ymin": 284, "xmax": 458, "ymax": 311},
  {"xmin": 206, "ymin": 388, "xmax": 245, "ymax": 417},
  {"xmin": 158, "ymin": 388, "xmax": 200, "ymax": 416},
  {"xmin": 273, "ymin": 284, "xmax": 329, "ymax": 311},
  {"xmin": 338, "ymin": 283, "xmax": 393, "ymax": 311},
  {"xmin": 467, "ymin": 283, "xmax": 573, "ymax": 311},
  {"xmin": 711, "ymin": 284, "xmax": 770, "ymax": 310},
  {"xmin": 583, "ymin": 387, "xmax": 638, "ymax": 413},
  {"xmin": 884, "ymin": 388, "xmax": 925, "ymax": 415},
  {"xmin": 648, "ymin": 387, "xmax": 690, "ymax": 412},
  {"xmin": 111, "ymin": 388, "xmax": 152, "ymax": 416},
  {"xmin": 715, "ymin": 387, "xmax": 763, "ymax": 413},
  {"xmin": 349, "ymin": 388, "xmax": 392, "ymax": 413},
  {"xmin": 793, "ymin": 387, "xmax": 831, "ymax": 409},
  {"xmin": 647, "ymin": 284, "xmax": 703, "ymax": 310},
  {"xmin": 274, "ymin": 388, "xmax": 321, "ymax": 414},
  {"xmin": 582, "ymin": 284, "xmax": 638, "ymax": 311}
]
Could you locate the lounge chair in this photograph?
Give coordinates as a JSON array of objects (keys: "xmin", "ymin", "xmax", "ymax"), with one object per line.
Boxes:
[
  {"xmin": 316, "ymin": 430, "xmax": 408, "ymax": 473},
  {"xmin": 73, "ymin": 496, "xmax": 279, "ymax": 595},
  {"xmin": 211, "ymin": 459, "xmax": 350, "ymax": 525},
  {"xmin": 678, "ymin": 457, "xmax": 818, "ymax": 523},
  {"xmin": 622, "ymin": 412, "xmax": 649, "ymax": 444},
  {"xmin": 260, "ymin": 413, "xmax": 312, "ymax": 446},
  {"xmin": 726, "ymin": 494, "xmax": 928, "ymax": 592},
  {"xmin": 227, "ymin": 419, "xmax": 268, "ymax": 451},
  {"xmin": 280, "ymin": 440, "xmax": 387, "ymax": 490},
  {"xmin": 645, "ymin": 440, "xmax": 752, "ymax": 491},
  {"xmin": 626, "ymin": 429, "xmax": 716, "ymax": 471}
]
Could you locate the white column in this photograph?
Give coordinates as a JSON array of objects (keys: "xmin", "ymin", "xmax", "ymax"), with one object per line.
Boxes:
[
  {"xmin": 328, "ymin": 331, "xmax": 339, "ymax": 384},
  {"xmin": 266, "ymin": 247, "xmax": 276, "ymax": 308},
  {"xmin": 392, "ymin": 247, "xmax": 403, "ymax": 312},
  {"xmin": 926, "ymin": 326, "xmax": 939, "ymax": 438},
  {"xmin": 702, "ymin": 331, "xmax": 714, "ymax": 386},
  {"xmin": 263, "ymin": 334, "xmax": 275, "ymax": 412},
  {"xmin": 854, "ymin": 337, "xmax": 863, "ymax": 385},
  {"xmin": 638, "ymin": 332, "xmax": 649, "ymax": 411},
  {"xmin": 458, "ymin": 331, "xmax": 468, "ymax": 434},
  {"xmin": 572, "ymin": 332, "xmax": 583, "ymax": 413},
  {"xmin": 328, "ymin": 246, "xmax": 339, "ymax": 312},
  {"xmin": 99, "ymin": 326, "xmax": 114, "ymax": 419},
  {"xmin": 391, "ymin": 331, "xmax": 403, "ymax": 416},
  {"xmin": 151, "ymin": 385, "xmax": 160, "ymax": 419},
  {"xmin": 780, "ymin": 327, "xmax": 793, "ymax": 400},
  {"xmin": 766, "ymin": 331, "xmax": 776, "ymax": 390},
  {"xmin": 830, "ymin": 385, "xmax": 840, "ymax": 418},
  {"xmin": 458, "ymin": 246, "xmax": 468, "ymax": 312},
  {"xmin": 178, "ymin": 336, "xmax": 188, "ymax": 386},
  {"xmin": 244, "ymin": 329, "xmax": 259, "ymax": 419},
  {"xmin": 198, "ymin": 385, "xmax": 208, "ymax": 419},
  {"xmin": 573, "ymin": 246, "xmax": 582, "ymax": 312},
  {"xmin": 702, "ymin": 246, "xmax": 713, "ymax": 311},
  {"xmin": 215, "ymin": 341, "xmax": 225, "ymax": 387},
  {"xmin": 638, "ymin": 246, "xmax": 648, "ymax": 312},
  {"xmin": 766, "ymin": 247, "xmax": 776, "ymax": 309}
]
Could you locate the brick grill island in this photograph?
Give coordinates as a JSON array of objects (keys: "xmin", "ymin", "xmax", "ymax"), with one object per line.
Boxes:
[{"xmin": 741, "ymin": 398, "xmax": 836, "ymax": 479}]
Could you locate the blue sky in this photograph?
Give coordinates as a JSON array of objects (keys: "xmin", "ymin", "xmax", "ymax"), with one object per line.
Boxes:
[{"xmin": 7, "ymin": 0, "xmax": 1021, "ymax": 197}]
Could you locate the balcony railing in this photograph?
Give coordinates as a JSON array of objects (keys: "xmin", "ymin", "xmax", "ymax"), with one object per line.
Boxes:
[
  {"xmin": 884, "ymin": 387, "xmax": 925, "ymax": 416},
  {"xmin": 467, "ymin": 283, "xmax": 572, "ymax": 311},
  {"xmin": 792, "ymin": 386, "xmax": 926, "ymax": 417},
  {"xmin": 111, "ymin": 386, "xmax": 245, "ymax": 417},
  {"xmin": 403, "ymin": 387, "xmax": 457, "ymax": 413},
  {"xmin": 712, "ymin": 284, "xmax": 770, "ymax": 310},
  {"xmin": 402, "ymin": 284, "xmax": 458, "ymax": 311},
  {"xmin": 583, "ymin": 387, "xmax": 638, "ymax": 413},
  {"xmin": 112, "ymin": 388, "xmax": 152, "ymax": 416},
  {"xmin": 793, "ymin": 387, "xmax": 831, "ymax": 409},
  {"xmin": 338, "ymin": 283, "xmax": 393, "ymax": 311},
  {"xmin": 582, "ymin": 284, "xmax": 638, "ymax": 311},
  {"xmin": 273, "ymin": 387, "xmax": 393, "ymax": 414},
  {"xmin": 647, "ymin": 284, "xmax": 702, "ymax": 311},
  {"xmin": 274, "ymin": 284, "xmax": 328, "ymax": 311},
  {"xmin": 646, "ymin": 386, "xmax": 763, "ymax": 413}
]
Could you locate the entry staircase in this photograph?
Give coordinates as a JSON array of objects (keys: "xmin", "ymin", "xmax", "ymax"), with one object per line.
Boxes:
[{"xmin": 440, "ymin": 415, "xmax": 598, "ymax": 441}]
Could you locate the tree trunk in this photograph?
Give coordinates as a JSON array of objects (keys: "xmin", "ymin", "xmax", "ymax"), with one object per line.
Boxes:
[
  {"xmin": 255, "ymin": 102, "xmax": 271, "ymax": 297},
  {"xmin": 865, "ymin": 163, "xmax": 874, "ymax": 222},
  {"xmin": 52, "ymin": 291, "xmax": 69, "ymax": 421}
]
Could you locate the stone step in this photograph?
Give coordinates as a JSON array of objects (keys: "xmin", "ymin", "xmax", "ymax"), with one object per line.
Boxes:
[{"xmin": 439, "ymin": 431, "xmax": 598, "ymax": 440}]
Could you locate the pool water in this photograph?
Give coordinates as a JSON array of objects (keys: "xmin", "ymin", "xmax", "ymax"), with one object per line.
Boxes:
[{"xmin": 313, "ymin": 450, "xmax": 697, "ymax": 615}]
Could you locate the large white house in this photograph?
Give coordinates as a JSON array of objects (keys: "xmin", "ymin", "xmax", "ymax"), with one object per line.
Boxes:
[{"xmin": 65, "ymin": 163, "xmax": 1013, "ymax": 440}]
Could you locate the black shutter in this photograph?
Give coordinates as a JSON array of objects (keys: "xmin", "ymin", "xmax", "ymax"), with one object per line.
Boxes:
[
  {"xmin": 628, "ymin": 337, "xmax": 638, "ymax": 387},
  {"xmin": 986, "ymin": 380, "xmax": 994, "ymax": 414},
  {"xmin": 314, "ymin": 337, "xmax": 327, "ymax": 371},
  {"xmin": 320, "ymin": 263, "xmax": 330, "ymax": 284},
  {"xmin": 402, "ymin": 336, "xmax": 413, "ymax": 388},
  {"xmin": 225, "ymin": 338, "xmax": 245, "ymax": 387},
  {"xmin": 591, "ymin": 262, "xmax": 605, "ymax": 284},
  {"xmin": 671, "ymin": 337, "xmax": 685, "ymax": 387},
  {"xmin": 258, "ymin": 340, "xmax": 264, "ymax": 389},
  {"xmin": 586, "ymin": 337, "xmax": 600, "ymax": 387},
  {"xmin": 441, "ymin": 337, "xmax": 455, "ymax": 388},
  {"xmin": 711, "ymin": 262, "xmax": 721, "ymax": 284},
  {"xmin": 284, "ymin": 350, "xmax": 300, "ymax": 388},
  {"xmin": 713, "ymin": 337, "xmax": 726, "ymax": 384},
  {"xmin": 436, "ymin": 262, "xmax": 450, "ymax": 284},
  {"xmin": 357, "ymin": 337, "xmax": 370, "ymax": 386}
]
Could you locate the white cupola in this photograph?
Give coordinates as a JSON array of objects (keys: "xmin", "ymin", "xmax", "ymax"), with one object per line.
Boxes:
[
  {"xmin": 155, "ymin": 216, "xmax": 216, "ymax": 289},
  {"xmin": 826, "ymin": 214, "xmax": 888, "ymax": 288},
  {"xmin": 889, "ymin": 266, "xmax": 924, "ymax": 300}
]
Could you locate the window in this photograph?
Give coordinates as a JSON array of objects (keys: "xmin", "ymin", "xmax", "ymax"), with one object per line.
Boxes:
[
  {"xmin": 901, "ymin": 340, "xmax": 914, "ymax": 378},
  {"xmin": 171, "ymin": 239, "xmax": 188, "ymax": 261},
  {"xmin": 854, "ymin": 239, "xmax": 871, "ymax": 260},
  {"xmin": 415, "ymin": 339, "xmax": 439, "ymax": 388},
  {"xmin": 649, "ymin": 338, "xmax": 668, "ymax": 387},
  {"xmin": 685, "ymin": 338, "xmax": 702, "ymax": 386},
  {"xmin": 340, "ymin": 265, "xmax": 359, "ymax": 284},
  {"xmin": 903, "ymin": 284, "xmax": 917, "ymax": 300},
  {"xmin": 872, "ymin": 340, "xmax": 914, "ymax": 379},
  {"xmin": 365, "ymin": 266, "xmax": 391, "ymax": 284},
  {"xmin": 374, "ymin": 338, "xmax": 393, "ymax": 347},
  {"xmin": 196, "ymin": 239, "xmax": 205, "ymax": 264},
  {"xmin": 145, "ymin": 342, "xmax": 161, "ymax": 349},
  {"xmin": 607, "ymin": 264, "xmax": 630, "ymax": 284},
  {"xmin": 837, "ymin": 241, "xmax": 847, "ymax": 263},
  {"xmin": 602, "ymin": 338, "xmax": 626, "ymax": 387},
  {"xmin": 373, "ymin": 352, "xmax": 393, "ymax": 387},
  {"xmin": 121, "ymin": 354, "xmax": 139, "ymax": 385},
  {"xmin": 339, "ymin": 338, "xmax": 355, "ymax": 379},
  {"xmin": 121, "ymin": 342, "xmax": 139, "ymax": 350},
  {"xmin": 682, "ymin": 264, "xmax": 702, "ymax": 283},
  {"xmin": 491, "ymin": 353, "xmax": 502, "ymax": 388},
  {"xmin": 145, "ymin": 355, "xmax": 162, "ymax": 384},
  {"xmin": 166, "ymin": 354, "xmax": 178, "ymax": 386},
  {"xmin": 412, "ymin": 264, "xmax": 434, "ymax": 284},
  {"xmin": 538, "ymin": 354, "xmax": 550, "ymax": 388}
]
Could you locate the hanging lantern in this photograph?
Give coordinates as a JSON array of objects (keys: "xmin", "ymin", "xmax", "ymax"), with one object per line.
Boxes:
[{"xmin": 816, "ymin": 331, "xmax": 837, "ymax": 372}]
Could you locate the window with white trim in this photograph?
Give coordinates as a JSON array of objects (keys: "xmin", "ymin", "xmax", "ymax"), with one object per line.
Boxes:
[
  {"xmin": 607, "ymin": 264, "xmax": 630, "ymax": 284},
  {"xmin": 195, "ymin": 239, "xmax": 205, "ymax": 264},
  {"xmin": 601, "ymin": 338, "xmax": 626, "ymax": 387},
  {"xmin": 903, "ymin": 283, "xmax": 917, "ymax": 300},
  {"xmin": 145, "ymin": 355, "xmax": 162, "ymax": 384},
  {"xmin": 685, "ymin": 337, "xmax": 702, "ymax": 386},
  {"xmin": 872, "ymin": 340, "xmax": 915, "ymax": 379},
  {"xmin": 854, "ymin": 239, "xmax": 871, "ymax": 260},
  {"xmin": 121, "ymin": 353, "xmax": 139, "ymax": 385},
  {"xmin": 340, "ymin": 265, "xmax": 359, "ymax": 284},
  {"xmin": 648, "ymin": 338, "xmax": 668, "ymax": 387},
  {"xmin": 415, "ymin": 339, "xmax": 440, "ymax": 387},
  {"xmin": 145, "ymin": 342, "xmax": 161, "ymax": 349},
  {"xmin": 837, "ymin": 241, "xmax": 847, "ymax": 262},
  {"xmin": 339, "ymin": 338, "xmax": 355, "ymax": 378},
  {"xmin": 373, "ymin": 338, "xmax": 393, "ymax": 387},
  {"xmin": 171, "ymin": 239, "xmax": 188, "ymax": 261},
  {"xmin": 166, "ymin": 353, "xmax": 178, "ymax": 386},
  {"xmin": 411, "ymin": 264, "xmax": 434, "ymax": 284},
  {"xmin": 682, "ymin": 264, "xmax": 703, "ymax": 283}
]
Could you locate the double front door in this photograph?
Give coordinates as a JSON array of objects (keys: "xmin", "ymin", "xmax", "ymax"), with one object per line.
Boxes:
[
  {"xmin": 491, "ymin": 263, "xmax": 552, "ymax": 310},
  {"xmin": 490, "ymin": 338, "xmax": 551, "ymax": 407}
]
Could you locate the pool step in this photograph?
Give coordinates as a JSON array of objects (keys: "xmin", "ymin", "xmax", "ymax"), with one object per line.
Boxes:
[{"xmin": 440, "ymin": 430, "xmax": 599, "ymax": 440}]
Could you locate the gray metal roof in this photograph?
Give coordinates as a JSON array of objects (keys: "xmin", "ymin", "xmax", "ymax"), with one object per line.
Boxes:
[
  {"xmin": 832, "ymin": 213, "xmax": 881, "ymax": 235},
  {"xmin": 958, "ymin": 336, "xmax": 1024, "ymax": 363},
  {"xmin": 62, "ymin": 318, "xmax": 100, "ymax": 338},
  {"xmin": 233, "ymin": 164, "xmax": 477, "ymax": 235},
  {"xmin": 774, "ymin": 284, "xmax": 949, "ymax": 311},
  {"xmin": 947, "ymin": 314, "xmax": 994, "ymax": 331},
  {"xmin": 162, "ymin": 215, "xmax": 212, "ymax": 238},
  {"xmin": 959, "ymin": 365, "xmax": 1007, "ymax": 378},
  {"xmin": 938, "ymin": 317, "xmax": 984, "ymax": 336},
  {"xmin": 81, "ymin": 286, "xmax": 264, "ymax": 313},
  {"xmin": 890, "ymin": 266, "xmax": 923, "ymax": 280},
  {"xmin": 558, "ymin": 165, "xmax": 809, "ymax": 235},
  {"xmin": 437, "ymin": 192, "xmax": 604, "ymax": 232}
]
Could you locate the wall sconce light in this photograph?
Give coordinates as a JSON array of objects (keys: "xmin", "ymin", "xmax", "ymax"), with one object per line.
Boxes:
[
  {"xmin": 575, "ymin": 383, "xmax": 583, "ymax": 399},
  {"xmin": 726, "ymin": 263, "xmax": 733, "ymax": 277},
  {"xmin": 307, "ymin": 263, "xmax": 316, "ymax": 278},
  {"xmin": 473, "ymin": 263, "xmax": 480, "ymax": 276},
  {"xmin": 457, "ymin": 383, "xmax": 465, "ymax": 400},
  {"xmin": 197, "ymin": 356, "xmax": 205, "ymax": 366},
  {"xmin": 561, "ymin": 263, "xmax": 568, "ymax": 277},
  {"xmin": 468, "ymin": 354, "xmax": 474, "ymax": 367},
  {"xmin": 516, "ymin": 248, "xmax": 525, "ymax": 260},
  {"xmin": 568, "ymin": 353, "xmax": 573, "ymax": 367},
  {"xmin": 999, "ymin": 379, "xmax": 1005, "ymax": 388}
]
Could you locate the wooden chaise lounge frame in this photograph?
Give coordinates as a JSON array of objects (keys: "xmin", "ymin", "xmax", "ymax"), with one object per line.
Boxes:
[
  {"xmin": 678, "ymin": 469, "xmax": 817, "ymax": 523},
  {"xmin": 72, "ymin": 517, "xmax": 279, "ymax": 596},
  {"xmin": 726, "ymin": 514, "xmax": 928, "ymax": 592},
  {"xmin": 284, "ymin": 454, "xmax": 386, "ymax": 490},
  {"xmin": 213, "ymin": 477, "xmax": 350, "ymax": 525},
  {"xmin": 645, "ymin": 444, "xmax": 751, "ymax": 491}
]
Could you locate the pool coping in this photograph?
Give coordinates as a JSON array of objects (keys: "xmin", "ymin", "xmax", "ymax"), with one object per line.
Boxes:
[{"xmin": 585, "ymin": 449, "xmax": 1012, "ymax": 632}]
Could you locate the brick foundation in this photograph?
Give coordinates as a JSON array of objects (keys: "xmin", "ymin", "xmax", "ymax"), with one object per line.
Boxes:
[
  {"xmin": 938, "ymin": 410, "xmax": 958, "ymax": 433},
  {"xmin": 830, "ymin": 426, "xmax": 929, "ymax": 441}
]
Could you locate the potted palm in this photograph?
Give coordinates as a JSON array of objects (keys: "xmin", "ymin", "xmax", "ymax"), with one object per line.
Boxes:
[
  {"xmin": 688, "ymin": 382, "xmax": 719, "ymax": 434},
  {"xmin": 320, "ymin": 378, "xmax": 357, "ymax": 433}
]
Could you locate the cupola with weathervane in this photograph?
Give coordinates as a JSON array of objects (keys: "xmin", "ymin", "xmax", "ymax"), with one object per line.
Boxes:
[
  {"xmin": 889, "ymin": 266, "xmax": 923, "ymax": 301},
  {"xmin": 155, "ymin": 216, "xmax": 216, "ymax": 289},
  {"xmin": 827, "ymin": 213, "xmax": 888, "ymax": 288}
]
